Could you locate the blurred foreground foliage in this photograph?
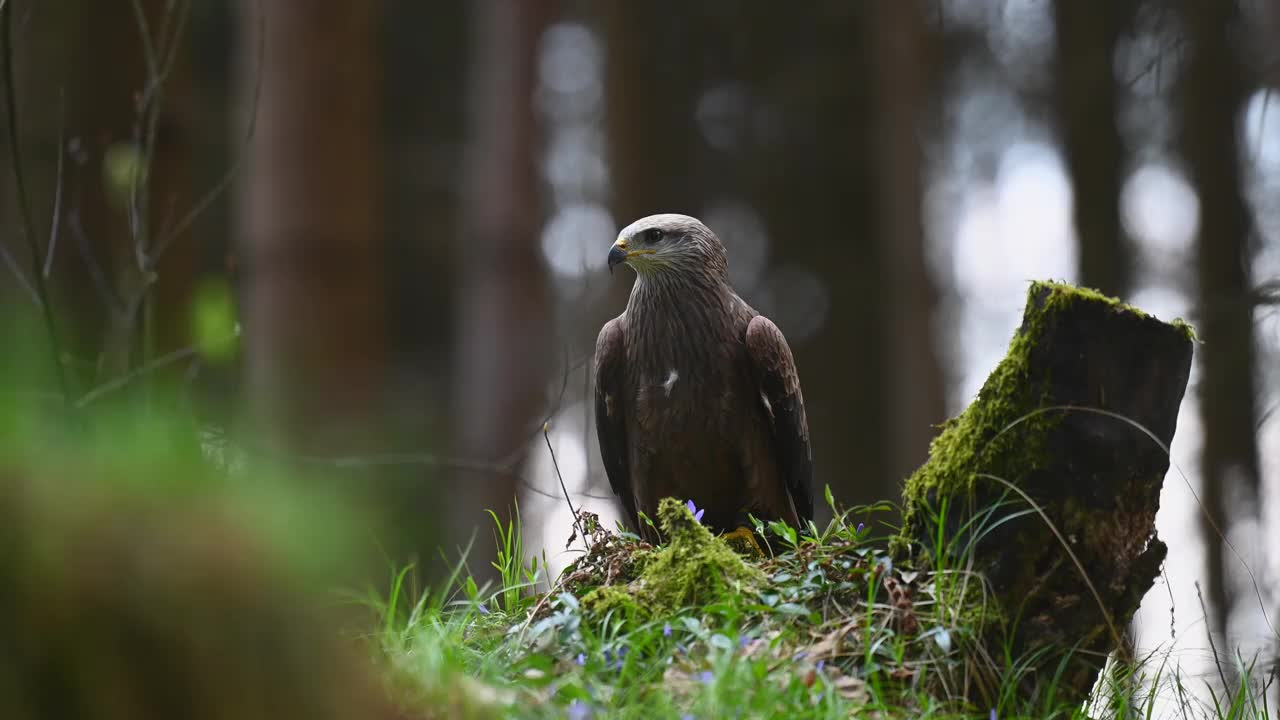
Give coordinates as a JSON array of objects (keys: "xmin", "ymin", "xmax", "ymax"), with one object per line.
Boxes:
[{"xmin": 0, "ymin": 311, "xmax": 427, "ymax": 719}]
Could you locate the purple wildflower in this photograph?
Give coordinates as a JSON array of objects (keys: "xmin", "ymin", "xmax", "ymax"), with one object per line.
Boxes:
[
  {"xmin": 663, "ymin": 622, "xmax": 673, "ymax": 637},
  {"xmin": 989, "ymin": 711, "xmax": 997, "ymax": 720},
  {"xmin": 856, "ymin": 522, "xmax": 865, "ymax": 535},
  {"xmin": 739, "ymin": 635, "xmax": 750, "ymax": 648},
  {"xmin": 477, "ymin": 603, "xmax": 489, "ymax": 615},
  {"xmin": 575, "ymin": 653, "xmax": 586, "ymax": 666},
  {"xmin": 686, "ymin": 499, "xmax": 705, "ymax": 523},
  {"xmin": 698, "ymin": 670, "xmax": 715, "ymax": 684},
  {"xmin": 567, "ymin": 699, "xmax": 593, "ymax": 720},
  {"xmin": 816, "ymin": 659, "xmax": 825, "ymax": 672}
]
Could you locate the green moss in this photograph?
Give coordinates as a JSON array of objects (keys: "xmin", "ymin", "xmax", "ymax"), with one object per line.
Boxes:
[
  {"xmin": 1171, "ymin": 317, "xmax": 1200, "ymax": 344},
  {"xmin": 896, "ymin": 281, "xmax": 1151, "ymax": 557},
  {"xmin": 581, "ymin": 498, "xmax": 765, "ymax": 620}
]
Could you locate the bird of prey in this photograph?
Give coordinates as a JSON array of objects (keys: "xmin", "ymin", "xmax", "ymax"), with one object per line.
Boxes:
[{"xmin": 594, "ymin": 213, "xmax": 813, "ymax": 543}]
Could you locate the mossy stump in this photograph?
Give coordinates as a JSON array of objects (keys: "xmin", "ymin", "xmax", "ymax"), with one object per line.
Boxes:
[{"xmin": 898, "ymin": 281, "xmax": 1194, "ymax": 703}]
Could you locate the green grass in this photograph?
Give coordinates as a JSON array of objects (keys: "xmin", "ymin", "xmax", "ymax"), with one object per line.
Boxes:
[{"xmin": 373, "ymin": 490, "xmax": 1276, "ymax": 719}]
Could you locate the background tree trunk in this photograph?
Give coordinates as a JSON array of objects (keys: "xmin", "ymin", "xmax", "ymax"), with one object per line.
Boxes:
[
  {"xmin": 868, "ymin": 0, "xmax": 946, "ymax": 484},
  {"xmin": 739, "ymin": 6, "xmax": 887, "ymax": 510},
  {"xmin": 1181, "ymin": 0, "xmax": 1261, "ymax": 654},
  {"xmin": 1054, "ymin": 0, "xmax": 1133, "ymax": 298},
  {"xmin": 449, "ymin": 0, "xmax": 553, "ymax": 580},
  {"xmin": 238, "ymin": 0, "xmax": 385, "ymax": 453},
  {"xmin": 599, "ymin": 2, "xmax": 709, "ymax": 522}
]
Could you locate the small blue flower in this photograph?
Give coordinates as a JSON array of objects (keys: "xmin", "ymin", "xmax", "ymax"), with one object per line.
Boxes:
[
  {"xmin": 816, "ymin": 659, "xmax": 825, "ymax": 672},
  {"xmin": 575, "ymin": 652, "xmax": 586, "ymax": 666},
  {"xmin": 856, "ymin": 522, "xmax": 865, "ymax": 535},
  {"xmin": 686, "ymin": 499, "xmax": 705, "ymax": 523},
  {"xmin": 663, "ymin": 622, "xmax": 673, "ymax": 637},
  {"xmin": 477, "ymin": 602, "xmax": 489, "ymax": 615},
  {"xmin": 567, "ymin": 699, "xmax": 593, "ymax": 720},
  {"xmin": 682, "ymin": 715, "xmax": 696, "ymax": 720},
  {"xmin": 739, "ymin": 635, "xmax": 750, "ymax": 648},
  {"xmin": 989, "ymin": 710, "xmax": 997, "ymax": 720},
  {"xmin": 698, "ymin": 670, "xmax": 715, "ymax": 684}
]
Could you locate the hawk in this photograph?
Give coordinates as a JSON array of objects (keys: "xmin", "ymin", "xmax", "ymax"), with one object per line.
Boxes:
[{"xmin": 594, "ymin": 213, "xmax": 813, "ymax": 542}]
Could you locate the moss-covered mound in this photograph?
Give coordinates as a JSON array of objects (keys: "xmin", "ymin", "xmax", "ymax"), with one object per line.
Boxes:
[{"xmin": 580, "ymin": 498, "xmax": 765, "ymax": 619}]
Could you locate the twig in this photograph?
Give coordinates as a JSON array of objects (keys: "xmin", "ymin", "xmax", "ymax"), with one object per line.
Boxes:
[
  {"xmin": 42, "ymin": 90, "xmax": 64, "ymax": 278},
  {"xmin": 2, "ymin": 0, "xmax": 70, "ymax": 405},
  {"xmin": 0, "ymin": 222, "xmax": 37, "ymax": 302},
  {"xmin": 1195, "ymin": 581, "xmax": 1235, "ymax": 706},
  {"xmin": 544, "ymin": 422, "xmax": 586, "ymax": 550},
  {"xmin": 70, "ymin": 209, "xmax": 125, "ymax": 313},
  {"xmin": 73, "ymin": 343, "xmax": 201, "ymax": 408}
]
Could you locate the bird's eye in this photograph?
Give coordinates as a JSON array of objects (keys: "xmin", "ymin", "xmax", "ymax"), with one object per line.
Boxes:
[{"xmin": 644, "ymin": 228, "xmax": 665, "ymax": 243}]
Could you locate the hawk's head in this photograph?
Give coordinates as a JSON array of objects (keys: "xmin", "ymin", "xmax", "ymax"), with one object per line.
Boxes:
[{"xmin": 608, "ymin": 214, "xmax": 728, "ymax": 281}]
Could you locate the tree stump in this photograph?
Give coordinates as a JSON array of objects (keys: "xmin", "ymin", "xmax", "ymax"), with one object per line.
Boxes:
[{"xmin": 898, "ymin": 281, "xmax": 1195, "ymax": 703}]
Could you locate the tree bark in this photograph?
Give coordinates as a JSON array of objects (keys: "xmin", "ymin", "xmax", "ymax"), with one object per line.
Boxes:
[
  {"xmin": 899, "ymin": 281, "xmax": 1194, "ymax": 704},
  {"xmin": 1181, "ymin": 0, "xmax": 1260, "ymax": 653},
  {"xmin": 449, "ymin": 0, "xmax": 553, "ymax": 579},
  {"xmin": 238, "ymin": 0, "xmax": 385, "ymax": 452}
]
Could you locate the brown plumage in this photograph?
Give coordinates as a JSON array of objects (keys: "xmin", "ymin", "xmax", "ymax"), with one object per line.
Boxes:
[{"xmin": 594, "ymin": 214, "xmax": 813, "ymax": 540}]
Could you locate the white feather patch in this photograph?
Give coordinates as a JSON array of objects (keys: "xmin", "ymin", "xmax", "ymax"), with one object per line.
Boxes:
[{"xmin": 663, "ymin": 369, "xmax": 679, "ymax": 397}]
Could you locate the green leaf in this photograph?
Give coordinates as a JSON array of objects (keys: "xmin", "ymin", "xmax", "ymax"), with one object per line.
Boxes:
[{"xmin": 190, "ymin": 277, "xmax": 239, "ymax": 362}]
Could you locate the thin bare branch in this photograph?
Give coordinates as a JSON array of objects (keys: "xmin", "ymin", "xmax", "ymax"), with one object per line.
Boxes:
[
  {"xmin": 42, "ymin": 90, "xmax": 65, "ymax": 278},
  {"xmin": 2, "ymin": 0, "xmax": 70, "ymax": 404}
]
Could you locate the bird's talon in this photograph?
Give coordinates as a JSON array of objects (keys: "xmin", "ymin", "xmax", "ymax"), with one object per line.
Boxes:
[{"xmin": 721, "ymin": 526, "xmax": 764, "ymax": 557}]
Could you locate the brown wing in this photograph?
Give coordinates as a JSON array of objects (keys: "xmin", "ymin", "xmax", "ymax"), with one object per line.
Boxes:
[
  {"xmin": 594, "ymin": 316, "xmax": 638, "ymax": 531},
  {"xmin": 745, "ymin": 315, "xmax": 814, "ymax": 524}
]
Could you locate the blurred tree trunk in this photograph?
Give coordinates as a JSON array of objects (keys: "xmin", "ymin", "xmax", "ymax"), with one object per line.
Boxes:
[
  {"xmin": 450, "ymin": 0, "xmax": 552, "ymax": 579},
  {"xmin": 1181, "ymin": 0, "xmax": 1260, "ymax": 651},
  {"xmin": 238, "ymin": 1, "xmax": 385, "ymax": 452},
  {"xmin": 740, "ymin": 6, "xmax": 886, "ymax": 510},
  {"xmin": 868, "ymin": 1, "xmax": 946, "ymax": 483},
  {"xmin": 383, "ymin": 0, "xmax": 467, "ymax": 437},
  {"xmin": 380, "ymin": 0, "xmax": 469, "ymax": 570},
  {"xmin": 599, "ymin": 2, "xmax": 707, "ymax": 521},
  {"xmin": 1054, "ymin": 0, "xmax": 1133, "ymax": 297},
  {"xmin": 604, "ymin": 4, "xmax": 704, "ymax": 225}
]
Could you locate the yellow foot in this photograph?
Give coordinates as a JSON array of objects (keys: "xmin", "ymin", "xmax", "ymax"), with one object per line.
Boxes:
[{"xmin": 721, "ymin": 526, "xmax": 764, "ymax": 557}]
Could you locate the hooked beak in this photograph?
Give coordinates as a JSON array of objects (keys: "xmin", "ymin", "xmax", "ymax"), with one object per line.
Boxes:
[{"xmin": 607, "ymin": 239, "xmax": 629, "ymax": 274}]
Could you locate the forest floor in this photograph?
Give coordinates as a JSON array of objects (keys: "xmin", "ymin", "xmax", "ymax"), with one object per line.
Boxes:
[
  {"xmin": 376, "ymin": 495, "xmax": 1275, "ymax": 720},
  {"xmin": 0, "ymin": 395, "xmax": 1271, "ymax": 719}
]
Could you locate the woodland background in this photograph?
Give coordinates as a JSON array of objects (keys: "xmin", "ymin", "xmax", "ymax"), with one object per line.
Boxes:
[{"xmin": 0, "ymin": 0, "xmax": 1277, "ymax": 704}]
